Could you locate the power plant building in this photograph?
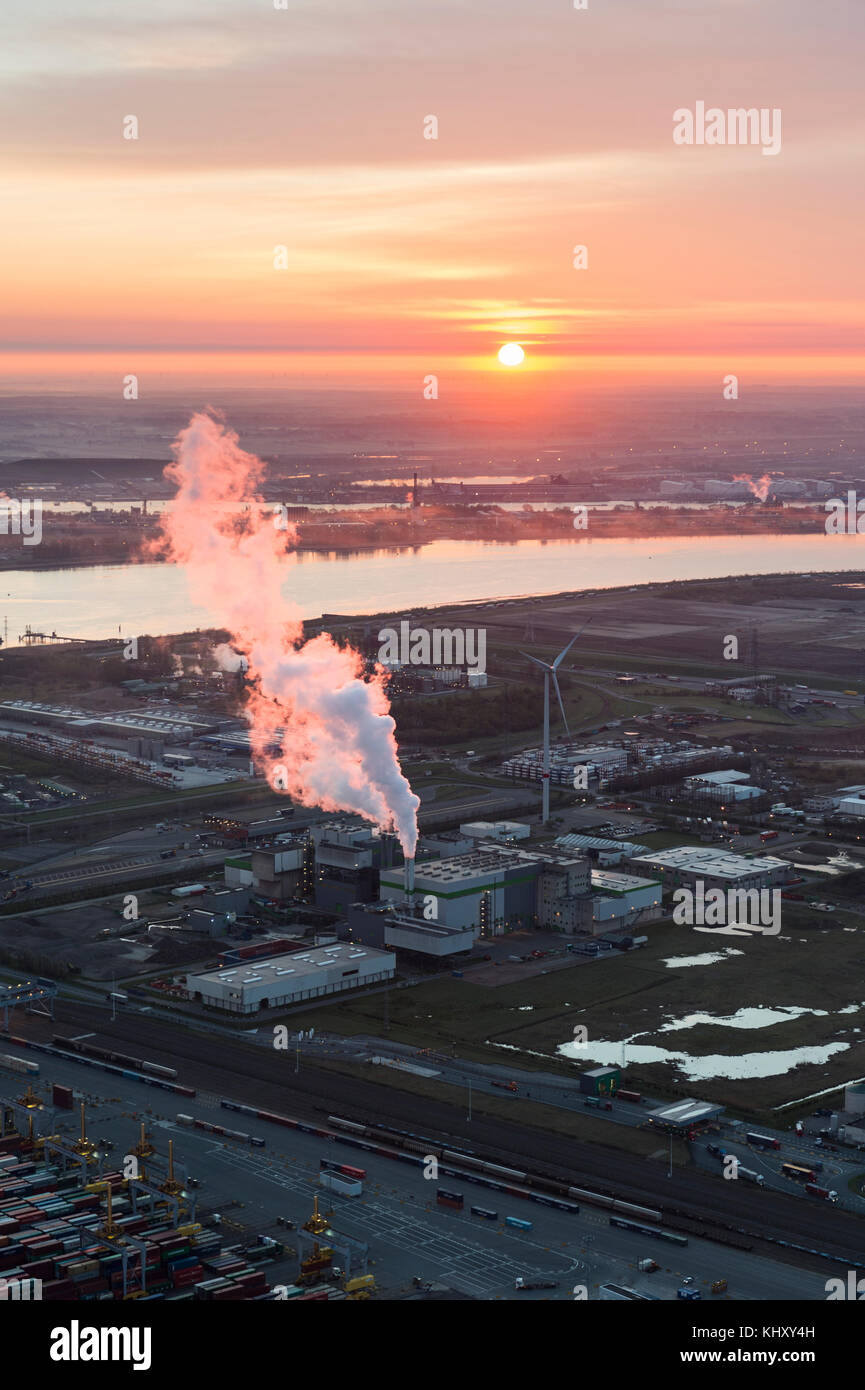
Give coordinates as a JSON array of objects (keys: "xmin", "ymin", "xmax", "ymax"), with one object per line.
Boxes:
[
  {"xmin": 311, "ymin": 820, "xmax": 383, "ymax": 912},
  {"xmin": 380, "ymin": 846, "xmax": 541, "ymax": 932}
]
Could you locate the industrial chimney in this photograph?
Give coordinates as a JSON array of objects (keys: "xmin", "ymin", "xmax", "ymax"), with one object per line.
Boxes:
[{"xmin": 403, "ymin": 856, "xmax": 415, "ymax": 903}]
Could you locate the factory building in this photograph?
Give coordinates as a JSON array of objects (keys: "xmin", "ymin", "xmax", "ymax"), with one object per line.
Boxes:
[
  {"xmin": 501, "ymin": 743, "xmax": 629, "ymax": 787},
  {"xmin": 0, "ymin": 700, "xmax": 218, "ymax": 743},
  {"xmin": 345, "ymin": 903, "xmax": 475, "ymax": 958},
  {"xmin": 418, "ymin": 830, "xmax": 475, "ymax": 859},
  {"xmin": 555, "ymin": 833, "xmax": 650, "ymax": 866},
  {"xmin": 187, "ymin": 942, "xmax": 395, "ymax": 1014},
  {"xmin": 628, "ymin": 846, "xmax": 790, "ymax": 891},
  {"xmin": 311, "ymin": 820, "xmax": 383, "ymax": 913},
  {"xmin": 380, "ymin": 846, "xmax": 541, "ymax": 933},
  {"xmin": 536, "ymin": 854, "xmax": 592, "ymax": 931},
  {"xmin": 834, "ymin": 786, "xmax": 865, "ymax": 818},
  {"xmin": 459, "ymin": 820, "xmax": 532, "ymax": 843},
  {"xmin": 590, "ymin": 870, "xmax": 663, "ymax": 924},
  {"xmin": 251, "ymin": 843, "xmax": 305, "ymax": 901}
]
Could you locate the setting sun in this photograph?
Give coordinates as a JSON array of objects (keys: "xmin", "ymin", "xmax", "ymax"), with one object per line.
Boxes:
[{"xmin": 497, "ymin": 343, "xmax": 525, "ymax": 367}]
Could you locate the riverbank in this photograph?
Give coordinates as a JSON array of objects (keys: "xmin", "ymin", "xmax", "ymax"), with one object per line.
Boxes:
[{"xmin": 0, "ymin": 500, "xmax": 836, "ymax": 573}]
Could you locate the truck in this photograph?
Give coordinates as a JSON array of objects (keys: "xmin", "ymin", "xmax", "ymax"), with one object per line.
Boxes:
[
  {"xmin": 514, "ymin": 1277, "xmax": 558, "ymax": 1291},
  {"xmin": 638, "ymin": 1259, "xmax": 659, "ymax": 1273},
  {"xmin": 804, "ymin": 1183, "xmax": 838, "ymax": 1202},
  {"xmin": 171, "ymin": 884, "xmax": 207, "ymax": 898},
  {"xmin": 616, "ymin": 1089, "xmax": 642, "ymax": 1104},
  {"xmin": 491, "ymin": 1079, "xmax": 517, "ymax": 1092},
  {"xmin": 319, "ymin": 1170, "xmax": 362, "ymax": 1197},
  {"xmin": 345, "ymin": 1274, "xmax": 375, "ymax": 1298},
  {"xmin": 746, "ymin": 1132, "xmax": 780, "ymax": 1150},
  {"xmin": 738, "ymin": 1167, "xmax": 765, "ymax": 1186}
]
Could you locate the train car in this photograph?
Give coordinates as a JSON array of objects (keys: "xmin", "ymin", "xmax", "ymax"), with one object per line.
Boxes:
[
  {"xmin": 609, "ymin": 1217, "xmax": 688, "ymax": 1246},
  {"xmin": 436, "ymin": 1188, "xmax": 464, "ymax": 1210},
  {"xmin": 532, "ymin": 1194, "xmax": 580, "ymax": 1214},
  {"xmin": 470, "ymin": 1206, "xmax": 499, "ymax": 1220},
  {"xmin": 327, "ymin": 1115, "xmax": 367, "ymax": 1135},
  {"xmin": 505, "ymin": 1216, "xmax": 533, "ymax": 1231},
  {"xmin": 320, "ymin": 1159, "xmax": 367, "ymax": 1181},
  {"xmin": 141, "ymin": 1061, "xmax": 178, "ymax": 1080},
  {"xmin": 0, "ymin": 1054, "xmax": 39, "ymax": 1075}
]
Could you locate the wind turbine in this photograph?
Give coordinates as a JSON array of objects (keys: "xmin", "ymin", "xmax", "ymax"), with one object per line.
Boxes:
[{"xmin": 521, "ymin": 619, "xmax": 591, "ymax": 824}]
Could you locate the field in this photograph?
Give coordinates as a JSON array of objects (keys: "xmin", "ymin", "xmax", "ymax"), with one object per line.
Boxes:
[{"xmin": 298, "ymin": 914, "xmax": 865, "ymax": 1121}]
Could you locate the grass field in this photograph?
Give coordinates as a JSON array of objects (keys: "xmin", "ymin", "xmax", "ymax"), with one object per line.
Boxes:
[{"xmin": 296, "ymin": 914, "xmax": 865, "ymax": 1123}]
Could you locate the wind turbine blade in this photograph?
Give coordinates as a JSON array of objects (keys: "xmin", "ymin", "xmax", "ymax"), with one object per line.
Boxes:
[
  {"xmin": 552, "ymin": 617, "xmax": 592, "ymax": 671},
  {"xmin": 553, "ymin": 672, "xmax": 570, "ymax": 739},
  {"xmin": 519, "ymin": 651, "xmax": 549, "ymax": 670}
]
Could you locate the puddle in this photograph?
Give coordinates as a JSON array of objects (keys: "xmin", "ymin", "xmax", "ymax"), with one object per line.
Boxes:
[
  {"xmin": 659, "ymin": 1005, "xmax": 829, "ymax": 1033},
  {"xmin": 662, "ymin": 949, "xmax": 745, "ymax": 968},
  {"xmin": 553, "ymin": 1037, "xmax": 850, "ymax": 1080}
]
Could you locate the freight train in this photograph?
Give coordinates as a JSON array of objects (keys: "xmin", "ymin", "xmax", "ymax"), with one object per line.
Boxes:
[
  {"xmin": 51, "ymin": 1035, "xmax": 178, "ymax": 1079},
  {"xmin": 0, "ymin": 1053, "xmax": 39, "ymax": 1076},
  {"xmin": 0, "ymin": 1034, "xmax": 194, "ymax": 1098},
  {"xmin": 322, "ymin": 1114, "xmax": 661, "ymax": 1222}
]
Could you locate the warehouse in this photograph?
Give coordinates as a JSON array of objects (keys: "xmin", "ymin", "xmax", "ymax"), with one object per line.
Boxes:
[
  {"xmin": 555, "ymin": 833, "xmax": 649, "ymax": 866},
  {"xmin": 628, "ymin": 846, "xmax": 790, "ymax": 891},
  {"xmin": 186, "ymin": 943, "xmax": 395, "ymax": 1014},
  {"xmin": 460, "ymin": 820, "xmax": 532, "ymax": 843}
]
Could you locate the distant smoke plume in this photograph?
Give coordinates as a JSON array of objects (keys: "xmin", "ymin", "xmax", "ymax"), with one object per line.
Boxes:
[
  {"xmin": 154, "ymin": 412, "xmax": 419, "ymax": 855},
  {"xmin": 733, "ymin": 473, "xmax": 773, "ymax": 502}
]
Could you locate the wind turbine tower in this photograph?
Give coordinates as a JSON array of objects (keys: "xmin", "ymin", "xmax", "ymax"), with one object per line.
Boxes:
[{"xmin": 521, "ymin": 620, "xmax": 591, "ymax": 824}]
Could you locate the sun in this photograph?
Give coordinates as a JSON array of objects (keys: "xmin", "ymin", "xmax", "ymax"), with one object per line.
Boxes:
[{"xmin": 497, "ymin": 342, "xmax": 525, "ymax": 367}]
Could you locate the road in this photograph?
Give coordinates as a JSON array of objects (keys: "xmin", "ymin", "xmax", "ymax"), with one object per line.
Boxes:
[
  {"xmin": 0, "ymin": 1049, "xmax": 829, "ymax": 1301},
  {"xmin": 10, "ymin": 997, "xmax": 865, "ymax": 1272}
]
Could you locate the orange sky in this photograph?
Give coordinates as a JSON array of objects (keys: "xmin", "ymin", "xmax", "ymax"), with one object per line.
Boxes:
[{"xmin": 2, "ymin": 0, "xmax": 864, "ymax": 389}]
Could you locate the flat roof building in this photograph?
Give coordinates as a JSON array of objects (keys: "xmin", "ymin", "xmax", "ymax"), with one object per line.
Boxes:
[
  {"xmin": 628, "ymin": 846, "xmax": 790, "ymax": 891},
  {"xmin": 590, "ymin": 869, "xmax": 663, "ymax": 925},
  {"xmin": 380, "ymin": 845, "xmax": 542, "ymax": 932},
  {"xmin": 186, "ymin": 942, "xmax": 395, "ymax": 1014},
  {"xmin": 648, "ymin": 1099, "xmax": 725, "ymax": 1130},
  {"xmin": 460, "ymin": 820, "xmax": 532, "ymax": 842}
]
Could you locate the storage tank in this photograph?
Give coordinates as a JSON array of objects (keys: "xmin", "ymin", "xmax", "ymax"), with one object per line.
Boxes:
[{"xmin": 844, "ymin": 1082, "xmax": 865, "ymax": 1116}]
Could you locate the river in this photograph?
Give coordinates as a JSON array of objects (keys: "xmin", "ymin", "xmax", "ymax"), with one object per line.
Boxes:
[{"xmin": 3, "ymin": 532, "xmax": 864, "ymax": 645}]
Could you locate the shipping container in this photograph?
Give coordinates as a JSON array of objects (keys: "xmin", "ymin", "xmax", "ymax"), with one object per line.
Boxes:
[{"xmin": 318, "ymin": 1171, "xmax": 362, "ymax": 1197}]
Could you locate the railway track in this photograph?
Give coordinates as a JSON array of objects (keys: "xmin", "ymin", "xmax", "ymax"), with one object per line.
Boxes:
[{"xmin": 14, "ymin": 1000, "xmax": 865, "ymax": 1269}]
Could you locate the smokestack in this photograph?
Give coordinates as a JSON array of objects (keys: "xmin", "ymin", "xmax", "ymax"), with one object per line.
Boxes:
[{"xmin": 404, "ymin": 856, "xmax": 415, "ymax": 902}]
